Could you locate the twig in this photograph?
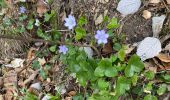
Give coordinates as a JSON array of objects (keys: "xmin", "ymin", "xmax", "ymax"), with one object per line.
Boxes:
[{"xmin": 0, "ymin": 35, "xmax": 101, "ymax": 57}]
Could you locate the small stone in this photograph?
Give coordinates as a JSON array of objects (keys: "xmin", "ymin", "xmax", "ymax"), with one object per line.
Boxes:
[{"xmin": 142, "ymin": 10, "xmax": 152, "ymax": 19}]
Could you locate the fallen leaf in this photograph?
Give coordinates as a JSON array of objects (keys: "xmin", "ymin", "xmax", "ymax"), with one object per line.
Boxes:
[
  {"xmin": 150, "ymin": 0, "xmax": 161, "ymax": 3},
  {"xmin": 23, "ymin": 70, "xmax": 39, "ymax": 85},
  {"xmin": 102, "ymin": 40, "xmax": 113, "ymax": 54},
  {"xmin": 152, "ymin": 15, "xmax": 166, "ymax": 37},
  {"xmin": 37, "ymin": 0, "xmax": 48, "ymax": 17},
  {"xmin": 3, "ymin": 70, "xmax": 17, "ymax": 100},
  {"xmin": 99, "ymin": 0, "xmax": 109, "ymax": 3},
  {"xmin": 164, "ymin": 43, "xmax": 170, "ymax": 51},
  {"xmin": 142, "ymin": 10, "xmax": 152, "ymax": 19},
  {"xmin": 95, "ymin": 14, "xmax": 103, "ymax": 25},
  {"xmin": 117, "ymin": 0, "xmax": 141, "ymax": 16},
  {"xmin": 137, "ymin": 37, "xmax": 162, "ymax": 61},
  {"xmin": 144, "ymin": 61, "xmax": 157, "ymax": 73},
  {"xmin": 68, "ymin": 91, "xmax": 76, "ymax": 96},
  {"xmin": 27, "ymin": 47, "xmax": 37, "ymax": 61},
  {"xmin": 5, "ymin": 58, "xmax": 25, "ymax": 68},
  {"xmin": 125, "ymin": 44, "xmax": 135, "ymax": 54},
  {"xmin": 167, "ymin": 0, "xmax": 170, "ymax": 4},
  {"xmin": 0, "ymin": 77, "xmax": 3, "ymax": 88},
  {"xmin": 38, "ymin": 57, "xmax": 46, "ymax": 66},
  {"xmin": 156, "ymin": 53, "xmax": 170, "ymax": 63}
]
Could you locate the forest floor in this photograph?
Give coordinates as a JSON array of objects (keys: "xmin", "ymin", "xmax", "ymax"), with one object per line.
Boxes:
[{"xmin": 0, "ymin": 0, "xmax": 170, "ymax": 100}]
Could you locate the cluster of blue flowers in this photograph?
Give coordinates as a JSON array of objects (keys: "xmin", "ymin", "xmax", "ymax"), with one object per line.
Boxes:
[
  {"xmin": 18, "ymin": 5, "xmax": 108, "ymax": 55},
  {"xmin": 60, "ymin": 15, "xmax": 109, "ymax": 55}
]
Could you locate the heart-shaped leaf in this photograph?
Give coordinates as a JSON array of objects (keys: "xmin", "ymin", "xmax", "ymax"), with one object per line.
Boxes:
[{"xmin": 125, "ymin": 55, "xmax": 144, "ymax": 77}]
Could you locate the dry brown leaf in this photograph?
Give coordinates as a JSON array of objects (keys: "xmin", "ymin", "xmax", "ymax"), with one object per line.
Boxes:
[
  {"xmin": 23, "ymin": 70, "xmax": 39, "ymax": 85},
  {"xmin": 3, "ymin": 70, "xmax": 17, "ymax": 100},
  {"xmin": 164, "ymin": 43, "xmax": 170, "ymax": 51},
  {"xmin": 125, "ymin": 44, "xmax": 135, "ymax": 54},
  {"xmin": 102, "ymin": 40, "xmax": 113, "ymax": 54},
  {"xmin": 0, "ymin": 77, "xmax": 3, "ymax": 88},
  {"xmin": 144, "ymin": 61, "xmax": 157, "ymax": 73},
  {"xmin": 37, "ymin": 0, "xmax": 48, "ymax": 17},
  {"xmin": 156, "ymin": 53, "xmax": 170, "ymax": 63},
  {"xmin": 95, "ymin": 14, "xmax": 103, "ymax": 25},
  {"xmin": 68, "ymin": 91, "xmax": 76, "ymax": 96},
  {"xmin": 0, "ymin": 95, "xmax": 3, "ymax": 100},
  {"xmin": 150, "ymin": 0, "xmax": 161, "ymax": 3},
  {"xmin": 38, "ymin": 57, "xmax": 46, "ymax": 66},
  {"xmin": 167, "ymin": 0, "xmax": 170, "ymax": 4},
  {"xmin": 142, "ymin": 10, "xmax": 152, "ymax": 19},
  {"xmin": 27, "ymin": 47, "xmax": 36, "ymax": 61},
  {"xmin": 4, "ymin": 0, "xmax": 14, "ymax": 8}
]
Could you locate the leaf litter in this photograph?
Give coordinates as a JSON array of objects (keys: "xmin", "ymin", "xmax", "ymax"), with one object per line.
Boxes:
[{"xmin": 1, "ymin": 0, "xmax": 170, "ymax": 99}]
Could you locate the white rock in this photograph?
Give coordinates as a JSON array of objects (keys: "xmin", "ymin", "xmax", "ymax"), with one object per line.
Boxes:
[
  {"xmin": 42, "ymin": 95, "xmax": 51, "ymax": 100},
  {"xmin": 30, "ymin": 82, "xmax": 42, "ymax": 90},
  {"xmin": 152, "ymin": 15, "xmax": 166, "ymax": 37},
  {"xmin": 117, "ymin": 0, "xmax": 141, "ymax": 16},
  {"xmin": 137, "ymin": 37, "xmax": 162, "ymax": 61}
]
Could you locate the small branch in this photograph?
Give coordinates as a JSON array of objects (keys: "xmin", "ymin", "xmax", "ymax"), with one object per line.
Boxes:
[{"xmin": 0, "ymin": 35, "xmax": 101, "ymax": 56}]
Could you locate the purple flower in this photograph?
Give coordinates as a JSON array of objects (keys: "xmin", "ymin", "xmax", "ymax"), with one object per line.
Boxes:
[
  {"xmin": 59, "ymin": 45, "xmax": 68, "ymax": 54},
  {"xmin": 64, "ymin": 15, "xmax": 76, "ymax": 30},
  {"xmin": 19, "ymin": 6, "xmax": 26, "ymax": 13},
  {"xmin": 95, "ymin": 30, "xmax": 109, "ymax": 44}
]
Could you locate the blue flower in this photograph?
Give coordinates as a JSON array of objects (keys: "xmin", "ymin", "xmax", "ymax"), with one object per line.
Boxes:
[
  {"xmin": 95, "ymin": 30, "xmax": 109, "ymax": 44},
  {"xmin": 64, "ymin": 15, "xmax": 76, "ymax": 30},
  {"xmin": 19, "ymin": 6, "xmax": 26, "ymax": 13},
  {"xmin": 59, "ymin": 45, "xmax": 68, "ymax": 54}
]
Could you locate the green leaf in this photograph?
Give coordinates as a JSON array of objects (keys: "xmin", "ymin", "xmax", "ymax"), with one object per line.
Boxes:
[
  {"xmin": 37, "ymin": 28, "xmax": 51, "ymax": 40},
  {"xmin": 115, "ymin": 76, "xmax": 131, "ymax": 95},
  {"xmin": 113, "ymin": 43, "xmax": 122, "ymax": 51},
  {"xmin": 131, "ymin": 74, "xmax": 138, "ymax": 86},
  {"xmin": 125, "ymin": 55, "xmax": 144, "ymax": 77},
  {"xmin": 97, "ymin": 79, "xmax": 109, "ymax": 90},
  {"xmin": 110, "ymin": 55, "xmax": 117, "ymax": 63},
  {"xmin": 77, "ymin": 72, "xmax": 88, "ymax": 86},
  {"xmin": 39, "ymin": 68, "xmax": 47, "ymax": 79},
  {"xmin": 49, "ymin": 45, "xmax": 56, "ymax": 52},
  {"xmin": 144, "ymin": 82, "xmax": 153, "ymax": 93},
  {"xmin": 118, "ymin": 49, "xmax": 125, "ymax": 61},
  {"xmin": 161, "ymin": 74, "xmax": 170, "ymax": 83},
  {"xmin": 157, "ymin": 84, "xmax": 167, "ymax": 95},
  {"xmin": 44, "ymin": 10, "xmax": 55, "ymax": 22},
  {"xmin": 19, "ymin": 15, "xmax": 27, "ymax": 21},
  {"xmin": 32, "ymin": 60, "xmax": 41, "ymax": 69},
  {"xmin": 75, "ymin": 27, "xmax": 86, "ymax": 40},
  {"xmin": 94, "ymin": 66, "xmax": 105, "ymax": 77},
  {"xmin": 78, "ymin": 16, "xmax": 87, "ymax": 26},
  {"xmin": 144, "ymin": 94, "xmax": 157, "ymax": 100},
  {"xmin": 94, "ymin": 59, "xmax": 112, "ymax": 77},
  {"xmin": 27, "ymin": 19, "xmax": 34, "ymax": 30},
  {"xmin": 72, "ymin": 94, "xmax": 83, "ymax": 100},
  {"xmin": 107, "ymin": 17, "xmax": 119, "ymax": 29},
  {"xmin": 144, "ymin": 71, "xmax": 155, "ymax": 80},
  {"xmin": 105, "ymin": 67, "xmax": 118, "ymax": 77}
]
